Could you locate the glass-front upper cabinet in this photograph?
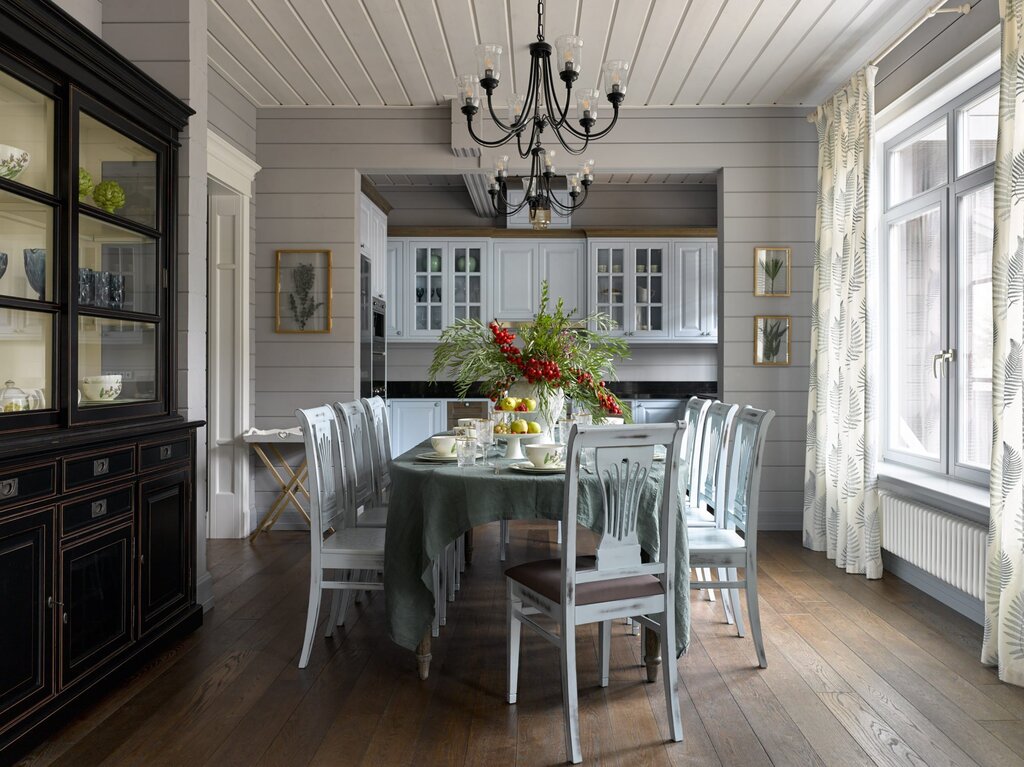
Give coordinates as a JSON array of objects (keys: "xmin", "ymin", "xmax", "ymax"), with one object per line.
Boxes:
[
  {"xmin": 410, "ymin": 243, "xmax": 445, "ymax": 337},
  {"xmin": 632, "ymin": 243, "xmax": 668, "ymax": 338},
  {"xmin": 72, "ymin": 93, "xmax": 167, "ymax": 420},
  {"xmin": 452, "ymin": 244, "xmax": 484, "ymax": 323},
  {"xmin": 592, "ymin": 243, "xmax": 627, "ymax": 336},
  {"xmin": 0, "ymin": 63, "xmax": 59, "ymax": 422}
]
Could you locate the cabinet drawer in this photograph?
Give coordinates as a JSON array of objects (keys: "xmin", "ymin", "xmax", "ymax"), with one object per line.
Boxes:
[
  {"xmin": 63, "ymin": 448, "xmax": 134, "ymax": 491},
  {"xmin": 139, "ymin": 436, "xmax": 190, "ymax": 471},
  {"xmin": 0, "ymin": 461, "xmax": 57, "ymax": 512},
  {"xmin": 61, "ymin": 485, "xmax": 134, "ymax": 538}
]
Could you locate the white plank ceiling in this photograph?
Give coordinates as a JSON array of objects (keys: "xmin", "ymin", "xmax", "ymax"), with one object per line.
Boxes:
[
  {"xmin": 209, "ymin": 0, "xmax": 940, "ymax": 109},
  {"xmin": 367, "ymin": 172, "xmax": 718, "ymax": 188}
]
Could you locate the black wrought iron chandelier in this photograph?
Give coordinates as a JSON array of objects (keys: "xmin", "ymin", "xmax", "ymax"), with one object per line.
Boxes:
[{"xmin": 456, "ymin": 0, "xmax": 629, "ymax": 229}]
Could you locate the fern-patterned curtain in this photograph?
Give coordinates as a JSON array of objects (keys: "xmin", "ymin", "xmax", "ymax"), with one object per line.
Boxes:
[
  {"xmin": 803, "ymin": 67, "xmax": 882, "ymax": 578},
  {"xmin": 983, "ymin": 0, "xmax": 1024, "ymax": 687}
]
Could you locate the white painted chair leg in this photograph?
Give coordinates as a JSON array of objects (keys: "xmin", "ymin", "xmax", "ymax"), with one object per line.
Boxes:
[
  {"xmin": 703, "ymin": 568, "xmax": 716, "ymax": 602},
  {"xmin": 299, "ymin": 571, "xmax": 322, "ymax": 669},
  {"xmin": 325, "ymin": 570, "xmax": 347, "ymax": 637},
  {"xmin": 431, "ymin": 561, "xmax": 441, "ymax": 637},
  {"xmin": 507, "ymin": 582, "xmax": 522, "ymax": 704},
  {"xmin": 660, "ymin": 615, "xmax": 684, "ymax": 743},
  {"xmin": 598, "ymin": 620, "xmax": 611, "ymax": 687},
  {"xmin": 717, "ymin": 568, "xmax": 735, "ymax": 624},
  {"xmin": 446, "ymin": 544, "xmax": 456, "ymax": 602},
  {"xmin": 560, "ymin": 622, "xmax": 582, "ymax": 764},
  {"xmin": 557, "ymin": 520, "xmax": 563, "ymax": 545},
  {"xmin": 632, "ymin": 617, "xmax": 641, "ymax": 636},
  {"xmin": 499, "ymin": 520, "xmax": 508, "ymax": 561},
  {"xmin": 729, "ymin": 567, "xmax": 745, "ymax": 638},
  {"xmin": 746, "ymin": 566, "xmax": 767, "ymax": 668}
]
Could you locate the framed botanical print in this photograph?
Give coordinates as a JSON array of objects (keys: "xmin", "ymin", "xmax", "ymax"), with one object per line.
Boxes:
[
  {"xmin": 754, "ymin": 315, "xmax": 791, "ymax": 366},
  {"xmin": 275, "ymin": 249, "xmax": 332, "ymax": 334},
  {"xmin": 753, "ymin": 246, "xmax": 791, "ymax": 297}
]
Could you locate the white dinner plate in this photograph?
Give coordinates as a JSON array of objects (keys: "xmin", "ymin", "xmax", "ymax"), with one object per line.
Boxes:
[
  {"xmin": 416, "ymin": 451, "xmax": 459, "ymax": 462},
  {"xmin": 508, "ymin": 462, "xmax": 566, "ymax": 474}
]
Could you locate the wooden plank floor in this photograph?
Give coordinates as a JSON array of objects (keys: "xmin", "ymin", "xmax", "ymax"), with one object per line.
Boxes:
[{"xmin": 17, "ymin": 526, "xmax": 1024, "ymax": 767}]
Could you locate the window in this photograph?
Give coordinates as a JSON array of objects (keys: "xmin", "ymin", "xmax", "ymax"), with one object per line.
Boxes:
[{"xmin": 882, "ymin": 76, "xmax": 997, "ymax": 484}]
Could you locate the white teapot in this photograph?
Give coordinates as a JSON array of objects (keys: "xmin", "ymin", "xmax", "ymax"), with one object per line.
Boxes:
[{"xmin": 0, "ymin": 380, "xmax": 45, "ymax": 412}]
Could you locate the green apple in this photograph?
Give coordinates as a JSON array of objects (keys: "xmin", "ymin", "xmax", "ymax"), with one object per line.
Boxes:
[
  {"xmin": 526, "ymin": 421, "xmax": 542, "ymax": 434},
  {"xmin": 510, "ymin": 418, "xmax": 529, "ymax": 434},
  {"xmin": 523, "ymin": 397, "xmax": 538, "ymax": 411},
  {"xmin": 498, "ymin": 396, "xmax": 519, "ymax": 411}
]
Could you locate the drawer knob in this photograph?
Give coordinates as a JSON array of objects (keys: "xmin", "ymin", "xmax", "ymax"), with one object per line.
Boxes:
[
  {"xmin": 0, "ymin": 478, "xmax": 18, "ymax": 498},
  {"xmin": 159, "ymin": 445, "xmax": 173, "ymax": 460},
  {"xmin": 91, "ymin": 499, "xmax": 107, "ymax": 518},
  {"xmin": 94, "ymin": 458, "xmax": 109, "ymax": 476}
]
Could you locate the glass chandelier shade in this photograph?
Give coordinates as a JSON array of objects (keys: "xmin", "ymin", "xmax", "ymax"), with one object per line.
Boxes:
[{"xmin": 456, "ymin": 1, "xmax": 629, "ymax": 229}]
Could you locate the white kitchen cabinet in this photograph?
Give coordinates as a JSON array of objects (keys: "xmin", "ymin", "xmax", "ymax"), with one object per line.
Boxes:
[
  {"xmin": 589, "ymin": 240, "xmax": 670, "ymax": 339},
  {"xmin": 491, "ymin": 240, "xmax": 538, "ymax": 320},
  {"xmin": 386, "ymin": 240, "xmax": 404, "ymax": 337},
  {"xmin": 672, "ymin": 239, "xmax": 717, "ymax": 342},
  {"xmin": 505, "ymin": 189, "xmax": 573, "ymax": 229},
  {"xmin": 589, "ymin": 240, "xmax": 629, "ymax": 337},
  {"xmin": 632, "ymin": 399, "xmax": 686, "ymax": 424},
  {"xmin": 539, "ymin": 240, "xmax": 587, "ymax": 319},
  {"xmin": 394, "ymin": 239, "xmax": 488, "ymax": 340},
  {"xmin": 360, "ymin": 193, "xmax": 388, "ymax": 299},
  {"xmin": 389, "ymin": 399, "xmax": 443, "ymax": 456}
]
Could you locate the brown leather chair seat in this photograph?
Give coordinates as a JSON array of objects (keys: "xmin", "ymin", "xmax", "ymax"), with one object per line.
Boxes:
[{"xmin": 505, "ymin": 556, "xmax": 664, "ymax": 606}]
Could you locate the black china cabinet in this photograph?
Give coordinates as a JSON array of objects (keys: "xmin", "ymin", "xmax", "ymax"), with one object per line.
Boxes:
[{"xmin": 0, "ymin": 1, "xmax": 202, "ymax": 757}]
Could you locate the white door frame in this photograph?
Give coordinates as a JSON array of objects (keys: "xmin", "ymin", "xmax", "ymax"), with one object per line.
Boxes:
[{"xmin": 207, "ymin": 132, "xmax": 260, "ymax": 538}]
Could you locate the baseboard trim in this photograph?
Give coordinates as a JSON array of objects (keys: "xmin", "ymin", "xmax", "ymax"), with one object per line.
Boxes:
[
  {"xmin": 759, "ymin": 510, "xmax": 803, "ymax": 531},
  {"xmin": 196, "ymin": 572, "xmax": 215, "ymax": 613},
  {"xmin": 882, "ymin": 550, "xmax": 984, "ymax": 625}
]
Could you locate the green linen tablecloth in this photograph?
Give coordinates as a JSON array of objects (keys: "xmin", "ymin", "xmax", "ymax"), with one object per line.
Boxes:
[{"xmin": 383, "ymin": 438, "xmax": 690, "ymax": 656}]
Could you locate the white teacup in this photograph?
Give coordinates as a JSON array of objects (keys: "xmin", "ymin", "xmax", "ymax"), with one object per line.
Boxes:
[
  {"xmin": 453, "ymin": 426, "xmax": 477, "ymax": 439},
  {"xmin": 431, "ymin": 435, "xmax": 457, "ymax": 455},
  {"xmin": 525, "ymin": 442, "xmax": 563, "ymax": 468}
]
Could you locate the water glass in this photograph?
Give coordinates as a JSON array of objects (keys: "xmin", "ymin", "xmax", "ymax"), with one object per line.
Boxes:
[
  {"xmin": 573, "ymin": 412, "xmax": 593, "ymax": 428},
  {"xmin": 556, "ymin": 417, "xmax": 574, "ymax": 446},
  {"xmin": 456, "ymin": 436, "xmax": 477, "ymax": 467},
  {"xmin": 474, "ymin": 418, "xmax": 495, "ymax": 465}
]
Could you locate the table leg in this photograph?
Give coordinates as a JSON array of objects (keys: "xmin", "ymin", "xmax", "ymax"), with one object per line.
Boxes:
[
  {"xmin": 464, "ymin": 529, "xmax": 474, "ymax": 565},
  {"xmin": 416, "ymin": 632, "xmax": 432, "ymax": 680},
  {"xmin": 644, "ymin": 627, "xmax": 662, "ymax": 683}
]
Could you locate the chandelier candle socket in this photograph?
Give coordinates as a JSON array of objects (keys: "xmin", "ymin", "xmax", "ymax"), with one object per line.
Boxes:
[{"xmin": 456, "ymin": 0, "xmax": 629, "ymax": 229}]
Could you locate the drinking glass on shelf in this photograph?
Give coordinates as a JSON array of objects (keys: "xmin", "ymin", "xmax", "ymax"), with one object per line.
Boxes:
[
  {"xmin": 456, "ymin": 436, "xmax": 478, "ymax": 468},
  {"xmin": 474, "ymin": 418, "xmax": 495, "ymax": 466},
  {"xmin": 573, "ymin": 412, "xmax": 593, "ymax": 427}
]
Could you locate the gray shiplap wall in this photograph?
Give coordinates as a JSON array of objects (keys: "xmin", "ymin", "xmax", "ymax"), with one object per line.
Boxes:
[
  {"xmin": 52, "ymin": 0, "xmax": 101, "ymax": 36},
  {"xmin": 255, "ymin": 105, "xmax": 816, "ymax": 530},
  {"xmin": 102, "ymin": 0, "xmax": 213, "ymax": 604}
]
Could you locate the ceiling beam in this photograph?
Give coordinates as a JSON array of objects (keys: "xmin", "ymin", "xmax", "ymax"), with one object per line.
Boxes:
[{"xmin": 462, "ymin": 173, "xmax": 496, "ymax": 220}]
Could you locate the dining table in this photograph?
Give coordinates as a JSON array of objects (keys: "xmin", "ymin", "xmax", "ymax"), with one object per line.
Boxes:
[{"xmin": 383, "ymin": 436, "xmax": 691, "ymax": 680}]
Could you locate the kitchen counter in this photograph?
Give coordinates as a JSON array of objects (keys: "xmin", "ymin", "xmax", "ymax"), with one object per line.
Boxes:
[{"xmin": 385, "ymin": 380, "xmax": 717, "ymax": 400}]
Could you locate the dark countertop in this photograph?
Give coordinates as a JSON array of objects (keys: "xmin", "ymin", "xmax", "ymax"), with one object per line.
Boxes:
[{"xmin": 386, "ymin": 380, "xmax": 717, "ymax": 400}]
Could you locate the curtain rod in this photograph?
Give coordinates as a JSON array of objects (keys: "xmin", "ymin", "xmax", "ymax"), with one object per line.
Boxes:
[{"xmin": 804, "ymin": 1, "xmax": 971, "ymax": 123}]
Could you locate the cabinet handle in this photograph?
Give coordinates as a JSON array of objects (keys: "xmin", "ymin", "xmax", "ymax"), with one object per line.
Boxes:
[
  {"xmin": 63, "ymin": 612, "xmax": 68, "ymax": 624},
  {"xmin": 159, "ymin": 445, "xmax": 173, "ymax": 460},
  {"xmin": 434, "ymin": 402, "xmax": 440, "ymax": 408},
  {"xmin": 396, "ymin": 330, "xmax": 402, "ymax": 336},
  {"xmin": 91, "ymin": 499, "xmax": 107, "ymax": 518},
  {"xmin": 93, "ymin": 458, "xmax": 109, "ymax": 476},
  {"xmin": 0, "ymin": 478, "xmax": 18, "ymax": 499}
]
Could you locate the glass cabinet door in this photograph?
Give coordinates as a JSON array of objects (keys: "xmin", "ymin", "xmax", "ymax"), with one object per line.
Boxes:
[
  {"xmin": 72, "ymin": 93, "xmax": 167, "ymax": 422},
  {"xmin": 411, "ymin": 244, "xmax": 445, "ymax": 335},
  {"xmin": 593, "ymin": 244, "xmax": 627, "ymax": 335},
  {"xmin": 0, "ymin": 64, "xmax": 59, "ymax": 424},
  {"xmin": 632, "ymin": 243, "xmax": 668, "ymax": 337},
  {"xmin": 451, "ymin": 244, "xmax": 484, "ymax": 323}
]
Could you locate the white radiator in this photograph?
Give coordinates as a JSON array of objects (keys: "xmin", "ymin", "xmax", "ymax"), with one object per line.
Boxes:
[{"xmin": 879, "ymin": 491, "xmax": 986, "ymax": 601}]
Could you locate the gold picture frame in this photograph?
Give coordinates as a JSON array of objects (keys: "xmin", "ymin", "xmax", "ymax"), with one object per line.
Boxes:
[
  {"xmin": 275, "ymin": 249, "xmax": 332, "ymax": 334},
  {"xmin": 753, "ymin": 246, "xmax": 792, "ymax": 297},
  {"xmin": 754, "ymin": 315, "xmax": 791, "ymax": 366}
]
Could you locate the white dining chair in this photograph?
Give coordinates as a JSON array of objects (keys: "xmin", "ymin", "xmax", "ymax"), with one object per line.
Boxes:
[
  {"xmin": 335, "ymin": 400, "xmax": 388, "ymax": 528},
  {"xmin": 505, "ymin": 423, "xmax": 686, "ymax": 764},
  {"xmin": 679, "ymin": 397, "xmax": 715, "ymax": 604},
  {"xmin": 360, "ymin": 396, "xmax": 392, "ymax": 505},
  {"xmin": 295, "ymin": 405, "xmax": 385, "ymax": 669},
  {"xmin": 689, "ymin": 406, "xmax": 775, "ymax": 668}
]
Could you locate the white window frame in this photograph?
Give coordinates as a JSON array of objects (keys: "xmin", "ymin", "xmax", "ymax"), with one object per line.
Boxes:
[{"xmin": 880, "ymin": 73, "xmax": 997, "ymax": 487}]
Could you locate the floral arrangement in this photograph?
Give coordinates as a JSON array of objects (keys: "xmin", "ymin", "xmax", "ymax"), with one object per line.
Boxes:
[{"xmin": 428, "ymin": 282, "xmax": 629, "ymax": 419}]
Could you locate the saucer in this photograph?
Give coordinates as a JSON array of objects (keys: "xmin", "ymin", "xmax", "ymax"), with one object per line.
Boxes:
[
  {"xmin": 508, "ymin": 462, "xmax": 566, "ymax": 474},
  {"xmin": 416, "ymin": 451, "xmax": 459, "ymax": 462}
]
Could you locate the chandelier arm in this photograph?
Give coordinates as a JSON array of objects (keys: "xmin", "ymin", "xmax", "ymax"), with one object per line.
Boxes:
[
  {"xmin": 487, "ymin": 54, "xmax": 539, "ymax": 135},
  {"xmin": 542, "ymin": 56, "xmax": 573, "ymax": 129},
  {"xmin": 466, "ymin": 116, "xmax": 520, "ymax": 148},
  {"xmin": 548, "ymin": 121, "xmax": 589, "ymax": 155},
  {"xmin": 583, "ymin": 101, "xmax": 621, "ymax": 139}
]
